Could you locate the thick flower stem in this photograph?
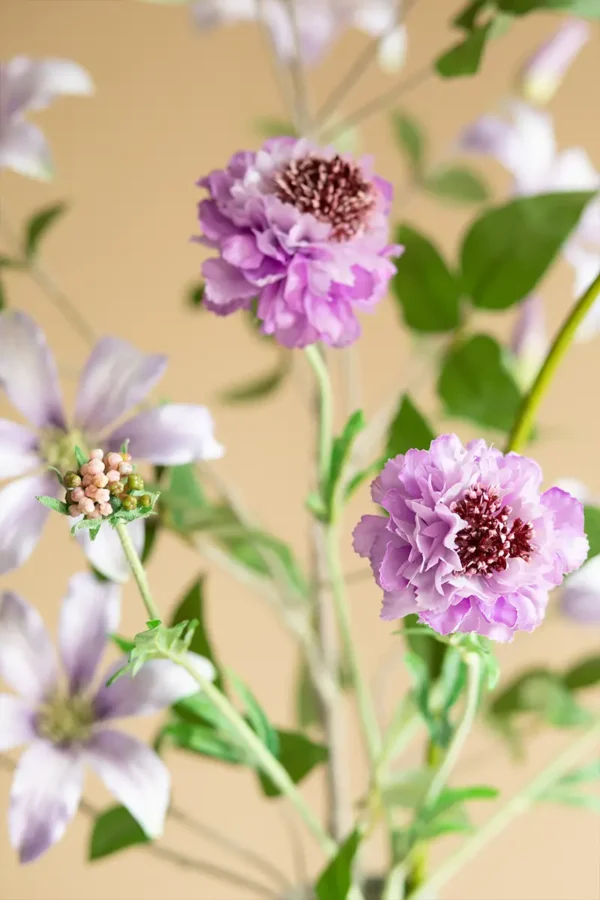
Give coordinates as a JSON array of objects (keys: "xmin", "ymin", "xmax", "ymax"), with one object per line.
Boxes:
[
  {"xmin": 305, "ymin": 345, "xmax": 334, "ymax": 486},
  {"xmin": 507, "ymin": 270, "xmax": 600, "ymax": 453},
  {"xmin": 115, "ymin": 522, "xmax": 161, "ymax": 622}
]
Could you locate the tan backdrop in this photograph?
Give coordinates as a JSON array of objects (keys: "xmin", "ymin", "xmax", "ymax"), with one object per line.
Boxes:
[{"xmin": 1, "ymin": 2, "xmax": 599, "ymax": 898}]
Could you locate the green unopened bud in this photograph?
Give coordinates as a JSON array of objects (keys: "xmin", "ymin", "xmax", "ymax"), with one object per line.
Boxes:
[
  {"xmin": 122, "ymin": 495, "xmax": 138, "ymax": 511},
  {"xmin": 109, "ymin": 481, "xmax": 125, "ymax": 496},
  {"xmin": 128, "ymin": 473, "xmax": 145, "ymax": 492},
  {"xmin": 64, "ymin": 471, "xmax": 82, "ymax": 489},
  {"xmin": 140, "ymin": 493, "xmax": 153, "ymax": 509}
]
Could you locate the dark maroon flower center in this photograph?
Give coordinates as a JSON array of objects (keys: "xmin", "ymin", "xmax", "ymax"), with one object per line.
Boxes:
[
  {"xmin": 274, "ymin": 154, "xmax": 376, "ymax": 242},
  {"xmin": 452, "ymin": 484, "xmax": 533, "ymax": 577}
]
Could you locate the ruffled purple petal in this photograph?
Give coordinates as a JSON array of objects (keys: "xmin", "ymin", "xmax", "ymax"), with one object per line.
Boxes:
[
  {"xmin": 0, "ymin": 590, "xmax": 56, "ymax": 701},
  {"xmin": 106, "ymin": 404, "xmax": 224, "ymax": 465},
  {"xmin": 76, "ymin": 517, "xmax": 145, "ymax": 585},
  {"xmin": 84, "ymin": 730, "xmax": 169, "ymax": 838},
  {"xmin": 9, "ymin": 740, "xmax": 84, "ymax": 863},
  {"xmin": 541, "ymin": 487, "xmax": 589, "ymax": 576},
  {"xmin": 0, "ymin": 120, "xmax": 53, "ymax": 180},
  {"xmin": 0, "ymin": 695, "xmax": 36, "ymax": 750},
  {"xmin": 94, "ymin": 653, "xmax": 216, "ymax": 721},
  {"xmin": 0, "ymin": 473, "xmax": 57, "ymax": 575},
  {"xmin": 0, "ymin": 312, "xmax": 65, "ymax": 428},
  {"xmin": 0, "ymin": 420, "xmax": 41, "ymax": 479},
  {"xmin": 59, "ymin": 573, "xmax": 121, "ymax": 694},
  {"xmin": 74, "ymin": 337, "xmax": 167, "ymax": 434}
]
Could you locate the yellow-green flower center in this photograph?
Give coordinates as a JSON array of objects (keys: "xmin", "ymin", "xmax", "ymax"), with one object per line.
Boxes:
[
  {"xmin": 37, "ymin": 692, "xmax": 95, "ymax": 745},
  {"xmin": 39, "ymin": 428, "xmax": 87, "ymax": 475}
]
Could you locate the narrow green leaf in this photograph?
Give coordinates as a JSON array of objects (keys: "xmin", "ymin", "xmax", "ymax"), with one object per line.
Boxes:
[
  {"xmin": 0, "ymin": 277, "xmax": 5, "ymax": 311},
  {"xmin": 295, "ymin": 658, "xmax": 321, "ymax": 729},
  {"xmin": 556, "ymin": 761, "xmax": 600, "ymax": 786},
  {"xmin": 417, "ymin": 805, "xmax": 473, "ymax": 839},
  {"xmin": 0, "ymin": 255, "xmax": 26, "ymax": 269},
  {"xmin": 315, "ymin": 829, "xmax": 362, "ymax": 900},
  {"xmin": 219, "ymin": 353, "xmax": 290, "ymax": 404},
  {"xmin": 439, "ymin": 648, "xmax": 468, "ymax": 715},
  {"xmin": 344, "ymin": 457, "xmax": 386, "ymax": 501},
  {"xmin": 391, "ymin": 111, "xmax": 425, "ymax": 172},
  {"xmin": 563, "ymin": 656, "xmax": 600, "ymax": 691},
  {"xmin": 258, "ymin": 730, "xmax": 328, "ymax": 797},
  {"xmin": 161, "ymin": 721, "xmax": 249, "ymax": 764},
  {"xmin": 437, "ymin": 334, "xmax": 522, "ymax": 432},
  {"xmin": 425, "ymin": 167, "xmax": 490, "ymax": 205},
  {"xmin": 386, "ymin": 394, "xmax": 435, "ymax": 459},
  {"xmin": 110, "ymin": 633, "xmax": 135, "ymax": 654},
  {"xmin": 325, "ymin": 410, "xmax": 366, "ymax": 513},
  {"xmin": 89, "ymin": 805, "xmax": 149, "ymax": 860},
  {"xmin": 436, "ymin": 25, "xmax": 491, "ymax": 78},
  {"xmin": 228, "ymin": 671, "xmax": 280, "ymax": 759},
  {"xmin": 74, "ymin": 445, "xmax": 87, "ymax": 468},
  {"xmin": 461, "ymin": 192, "xmax": 596, "ymax": 310},
  {"xmin": 25, "ymin": 203, "xmax": 67, "ymax": 259},
  {"xmin": 584, "ymin": 505, "xmax": 600, "ymax": 560},
  {"xmin": 453, "ymin": 0, "xmax": 490, "ymax": 30},
  {"xmin": 537, "ymin": 789, "xmax": 600, "ymax": 813},
  {"xmin": 170, "ymin": 576, "xmax": 223, "ymax": 691},
  {"xmin": 382, "ymin": 770, "xmax": 432, "ymax": 808},
  {"xmin": 187, "ymin": 281, "xmax": 205, "ymax": 308},
  {"xmin": 392, "ymin": 226, "xmax": 461, "ymax": 333},
  {"xmin": 35, "ymin": 495, "xmax": 69, "ymax": 515},
  {"xmin": 497, "ymin": 0, "xmax": 600, "ymax": 18},
  {"xmin": 428, "ymin": 784, "xmax": 499, "ymax": 819}
]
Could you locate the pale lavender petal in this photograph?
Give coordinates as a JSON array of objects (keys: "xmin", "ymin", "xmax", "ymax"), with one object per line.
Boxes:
[
  {"xmin": 541, "ymin": 486, "xmax": 589, "ymax": 574},
  {"xmin": 76, "ymin": 517, "xmax": 145, "ymax": 584},
  {"xmin": 560, "ymin": 555, "xmax": 600, "ymax": 623},
  {"xmin": 377, "ymin": 25, "xmax": 408, "ymax": 73},
  {"xmin": 0, "ymin": 473, "xmax": 57, "ymax": 575},
  {"xmin": 0, "ymin": 420, "xmax": 41, "ymax": 479},
  {"xmin": 0, "ymin": 590, "xmax": 56, "ymax": 701},
  {"xmin": 1, "ymin": 56, "xmax": 93, "ymax": 114},
  {"xmin": 84, "ymin": 730, "xmax": 169, "ymax": 838},
  {"xmin": 520, "ymin": 19, "xmax": 590, "ymax": 105},
  {"xmin": 9, "ymin": 740, "xmax": 83, "ymax": 863},
  {"xmin": 0, "ymin": 120, "xmax": 53, "ymax": 180},
  {"xmin": 0, "ymin": 695, "xmax": 36, "ymax": 750},
  {"xmin": 0, "ymin": 312, "xmax": 65, "ymax": 428},
  {"xmin": 94, "ymin": 653, "xmax": 216, "ymax": 720},
  {"xmin": 106, "ymin": 404, "xmax": 224, "ymax": 465},
  {"xmin": 510, "ymin": 296, "xmax": 547, "ymax": 390},
  {"xmin": 74, "ymin": 337, "xmax": 167, "ymax": 434},
  {"xmin": 59, "ymin": 573, "xmax": 121, "ymax": 693}
]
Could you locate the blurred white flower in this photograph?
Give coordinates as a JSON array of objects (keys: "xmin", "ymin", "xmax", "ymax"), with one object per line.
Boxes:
[
  {"xmin": 518, "ymin": 19, "xmax": 590, "ymax": 106},
  {"xmin": 554, "ymin": 478, "xmax": 600, "ymax": 624},
  {"xmin": 0, "ymin": 57, "xmax": 93, "ymax": 180},
  {"xmin": 510, "ymin": 295, "xmax": 548, "ymax": 391}
]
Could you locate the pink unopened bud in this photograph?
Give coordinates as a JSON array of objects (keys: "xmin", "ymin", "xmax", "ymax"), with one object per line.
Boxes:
[
  {"xmin": 81, "ymin": 474, "xmax": 93, "ymax": 487},
  {"xmin": 118, "ymin": 462, "xmax": 133, "ymax": 476},
  {"xmin": 71, "ymin": 487, "xmax": 85, "ymax": 502},
  {"xmin": 106, "ymin": 452, "xmax": 122, "ymax": 470},
  {"xmin": 68, "ymin": 504, "xmax": 81, "ymax": 517},
  {"xmin": 95, "ymin": 488, "xmax": 110, "ymax": 503},
  {"xmin": 86, "ymin": 508, "xmax": 102, "ymax": 520},
  {"xmin": 85, "ymin": 485, "xmax": 98, "ymax": 499},
  {"xmin": 87, "ymin": 458, "xmax": 105, "ymax": 476},
  {"xmin": 90, "ymin": 449, "xmax": 104, "ymax": 460},
  {"xmin": 99, "ymin": 502, "xmax": 113, "ymax": 516},
  {"xmin": 106, "ymin": 469, "xmax": 121, "ymax": 483},
  {"xmin": 80, "ymin": 463, "xmax": 90, "ymax": 476},
  {"xmin": 81, "ymin": 497, "xmax": 95, "ymax": 514},
  {"xmin": 93, "ymin": 473, "xmax": 109, "ymax": 488},
  {"xmin": 519, "ymin": 19, "xmax": 590, "ymax": 105}
]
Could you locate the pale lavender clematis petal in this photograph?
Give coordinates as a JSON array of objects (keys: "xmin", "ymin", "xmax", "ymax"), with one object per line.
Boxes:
[
  {"xmin": 519, "ymin": 19, "xmax": 590, "ymax": 105},
  {"xmin": 107, "ymin": 404, "xmax": 224, "ymax": 465},
  {"xmin": 76, "ymin": 517, "xmax": 145, "ymax": 584},
  {"xmin": 9, "ymin": 740, "xmax": 84, "ymax": 863},
  {"xmin": 0, "ymin": 590, "xmax": 57, "ymax": 701},
  {"xmin": 0, "ymin": 312, "xmax": 66, "ymax": 429},
  {"xmin": 563, "ymin": 243, "xmax": 600, "ymax": 339},
  {"xmin": 549, "ymin": 147, "xmax": 600, "ymax": 193},
  {"xmin": 0, "ymin": 473, "xmax": 58, "ymax": 576},
  {"xmin": 0, "ymin": 57, "xmax": 93, "ymax": 114},
  {"xmin": 0, "ymin": 696, "xmax": 36, "ymax": 751},
  {"xmin": 191, "ymin": 0, "xmax": 255, "ymax": 30},
  {"xmin": 84, "ymin": 730, "xmax": 169, "ymax": 838},
  {"xmin": 59, "ymin": 573, "xmax": 121, "ymax": 693},
  {"xmin": 74, "ymin": 337, "xmax": 167, "ymax": 434},
  {"xmin": 0, "ymin": 120, "xmax": 53, "ymax": 180},
  {"xmin": 94, "ymin": 653, "xmax": 216, "ymax": 720},
  {"xmin": 377, "ymin": 25, "xmax": 408, "ymax": 74},
  {"xmin": 561, "ymin": 555, "xmax": 600, "ymax": 623},
  {"xmin": 510, "ymin": 296, "xmax": 547, "ymax": 390},
  {"xmin": 0, "ymin": 420, "xmax": 41, "ymax": 479}
]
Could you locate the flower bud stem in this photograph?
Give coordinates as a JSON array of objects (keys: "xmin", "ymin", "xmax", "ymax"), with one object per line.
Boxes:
[{"xmin": 115, "ymin": 522, "xmax": 161, "ymax": 622}]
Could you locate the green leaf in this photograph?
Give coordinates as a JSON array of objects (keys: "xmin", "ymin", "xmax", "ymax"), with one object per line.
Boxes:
[
  {"xmin": 382, "ymin": 769, "xmax": 432, "ymax": 808},
  {"xmin": 170, "ymin": 576, "xmax": 223, "ymax": 691},
  {"xmin": 461, "ymin": 192, "xmax": 596, "ymax": 310},
  {"xmin": 497, "ymin": 0, "xmax": 600, "ymax": 18},
  {"xmin": 344, "ymin": 457, "xmax": 386, "ymax": 502},
  {"xmin": 25, "ymin": 203, "xmax": 67, "ymax": 259},
  {"xmin": 187, "ymin": 281, "xmax": 205, "ymax": 308},
  {"xmin": 315, "ymin": 829, "xmax": 362, "ymax": 900},
  {"xmin": 584, "ymin": 505, "xmax": 600, "ymax": 560},
  {"xmin": 437, "ymin": 333, "xmax": 522, "ymax": 432},
  {"xmin": 416, "ymin": 805, "xmax": 473, "ymax": 839},
  {"xmin": 35, "ymin": 495, "xmax": 69, "ymax": 515},
  {"xmin": 74, "ymin": 445, "xmax": 87, "ymax": 468},
  {"xmin": 391, "ymin": 111, "xmax": 425, "ymax": 173},
  {"xmin": 555, "ymin": 761, "xmax": 600, "ymax": 786},
  {"xmin": 0, "ymin": 277, "xmax": 5, "ymax": 311},
  {"xmin": 254, "ymin": 116, "xmax": 296, "ymax": 138},
  {"xmin": 425, "ymin": 167, "xmax": 490, "ymax": 205},
  {"xmin": 436, "ymin": 25, "xmax": 491, "ymax": 78},
  {"xmin": 324, "ymin": 410, "xmax": 366, "ymax": 514},
  {"xmin": 439, "ymin": 647, "xmax": 468, "ymax": 715},
  {"xmin": 219, "ymin": 353, "xmax": 290, "ymax": 404},
  {"xmin": 393, "ymin": 226, "xmax": 461, "ymax": 333},
  {"xmin": 110, "ymin": 634, "xmax": 135, "ymax": 654},
  {"xmin": 259, "ymin": 730, "xmax": 328, "ymax": 797},
  {"xmin": 89, "ymin": 806, "xmax": 149, "ymax": 860},
  {"xmin": 563, "ymin": 656, "xmax": 600, "ymax": 691},
  {"xmin": 228, "ymin": 671, "xmax": 280, "ymax": 759},
  {"xmin": 386, "ymin": 394, "xmax": 435, "ymax": 459},
  {"xmin": 295, "ymin": 658, "xmax": 321, "ymax": 728},
  {"xmin": 453, "ymin": 0, "xmax": 490, "ymax": 30},
  {"xmin": 428, "ymin": 784, "xmax": 499, "ymax": 818},
  {"xmin": 161, "ymin": 721, "xmax": 249, "ymax": 764},
  {"xmin": 490, "ymin": 669, "xmax": 592, "ymax": 729},
  {"xmin": 537, "ymin": 789, "xmax": 600, "ymax": 813},
  {"xmin": 0, "ymin": 254, "xmax": 26, "ymax": 269},
  {"xmin": 404, "ymin": 651, "xmax": 452, "ymax": 747}
]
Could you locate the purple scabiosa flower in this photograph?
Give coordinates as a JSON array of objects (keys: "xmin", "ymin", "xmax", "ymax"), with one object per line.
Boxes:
[
  {"xmin": 0, "ymin": 311, "xmax": 223, "ymax": 579},
  {"xmin": 0, "ymin": 57, "xmax": 93, "ymax": 180},
  {"xmin": 0, "ymin": 574, "xmax": 215, "ymax": 862},
  {"xmin": 196, "ymin": 138, "xmax": 400, "ymax": 348},
  {"xmin": 459, "ymin": 101, "xmax": 600, "ymax": 337},
  {"xmin": 518, "ymin": 19, "xmax": 590, "ymax": 106},
  {"xmin": 353, "ymin": 435, "xmax": 588, "ymax": 642}
]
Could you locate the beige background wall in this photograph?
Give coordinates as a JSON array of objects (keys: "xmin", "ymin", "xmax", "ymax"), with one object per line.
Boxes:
[{"xmin": 1, "ymin": 2, "xmax": 599, "ymax": 898}]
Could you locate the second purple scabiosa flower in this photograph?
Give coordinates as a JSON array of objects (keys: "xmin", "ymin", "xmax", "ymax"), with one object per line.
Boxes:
[
  {"xmin": 195, "ymin": 137, "xmax": 401, "ymax": 348},
  {"xmin": 353, "ymin": 435, "xmax": 589, "ymax": 642}
]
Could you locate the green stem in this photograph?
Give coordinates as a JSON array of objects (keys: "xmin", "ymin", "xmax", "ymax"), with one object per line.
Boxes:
[
  {"xmin": 304, "ymin": 345, "xmax": 334, "ymax": 490},
  {"xmin": 115, "ymin": 522, "xmax": 161, "ymax": 622},
  {"xmin": 507, "ymin": 271, "xmax": 600, "ymax": 453},
  {"xmin": 413, "ymin": 720, "xmax": 600, "ymax": 899}
]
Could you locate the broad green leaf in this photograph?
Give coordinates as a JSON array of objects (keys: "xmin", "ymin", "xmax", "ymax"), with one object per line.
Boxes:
[
  {"xmin": 25, "ymin": 203, "xmax": 67, "ymax": 259},
  {"xmin": 228, "ymin": 671, "xmax": 280, "ymax": 759},
  {"xmin": 437, "ymin": 334, "xmax": 522, "ymax": 432},
  {"xmin": 425, "ymin": 167, "xmax": 490, "ymax": 205},
  {"xmin": 170, "ymin": 576, "xmax": 223, "ymax": 691},
  {"xmin": 453, "ymin": 0, "xmax": 490, "ymax": 30},
  {"xmin": 584, "ymin": 505, "xmax": 600, "ymax": 560},
  {"xmin": 161, "ymin": 721, "xmax": 249, "ymax": 764},
  {"xmin": 386, "ymin": 394, "xmax": 435, "ymax": 459},
  {"xmin": 391, "ymin": 111, "xmax": 425, "ymax": 173},
  {"xmin": 436, "ymin": 25, "xmax": 491, "ymax": 78},
  {"xmin": 259, "ymin": 730, "xmax": 328, "ymax": 797},
  {"xmin": 315, "ymin": 829, "xmax": 361, "ymax": 900},
  {"xmin": 392, "ymin": 226, "xmax": 461, "ymax": 333},
  {"xmin": 490, "ymin": 669, "xmax": 591, "ymax": 729},
  {"xmin": 461, "ymin": 192, "xmax": 596, "ymax": 310},
  {"xmin": 89, "ymin": 806, "xmax": 149, "ymax": 860},
  {"xmin": 563, "ymin": 656, "xmax": 600, "ymax": 691},
  {"xmin": 219, "ymin": 353, "xmax": 290, "ymax": 404},
  {"xmin": 187, "ymin": 282, "xmax": 205, "ymax": 308},
  {"xmin": 497, "ymin": 0, "xmax": 600, "ymax": 17},
  {"xmin": 35, "ymin": 495, "xmax": 69, "ymax": 515},
  {"xmin": 324, "ymin": 410, "xmax": 366, "ymax": 515}
]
